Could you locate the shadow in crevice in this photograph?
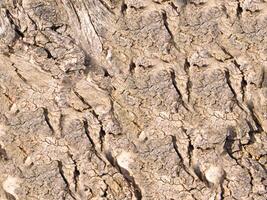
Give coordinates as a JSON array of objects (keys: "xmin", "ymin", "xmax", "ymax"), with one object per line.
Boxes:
[
  {"xmin": 223, "ymin": 127, "xmax": 237, "ymax": 157},
  {"xmin": 105, "ymin": 152, "xmax": 142, "ymax": 200},
  {"xmin": 246, "ymin": 121, "xmax": 257, "ymax": 145},
  {"xmin": 192, "ymin": 164, "xmax": 210, "ymax": 187},
  {"xmin": 236, "ymin": 1, "xmax": 243, "ymax": 18},
  {"xmin": 4, "ymin": 191, "xmax": 16, "ymax": 200},
  {"xmin": 82, "ymin": 53, "xmax": 112, "ymax": 79},
  {"xmin": 247, "ymin": 102, "xmax": 263, "ymax": 133},
  {"xmin": 121, "ymin": 0, "xmax": 128, "ymax": 15},
  {"xmin": 0, "ymin": 145, "xmax": 8, "ymax": 161}
]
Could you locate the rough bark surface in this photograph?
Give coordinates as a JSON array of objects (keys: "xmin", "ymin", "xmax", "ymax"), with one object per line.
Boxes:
[{"xmin": 0, "ymin": 0, "xmax": 267, "ymax": 199}]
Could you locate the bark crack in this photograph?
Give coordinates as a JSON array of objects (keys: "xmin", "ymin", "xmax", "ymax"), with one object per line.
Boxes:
[
  {"xmin": 105, "ymin": 152, "xmax": 143, "ymax": 200},
  {"xmin": 224, "ymin": 70, "xmax": 246, "ymax": 112},
  {"xmin": 0, "ymin": 145, "xmax": 8, "ymax": 161},
  {"xmin": 6, "ymin": 9, "xmax": 24, "ymax": 40},
  {"xmin": 170, "ymin": 69, "xmax": 189, "ymax": 110},
  {"xmin": 73, "ymin": 90, "xmax": 107, "ymax": 151},
  {"xmin": 68, "ymin": 152, "xmax": 80, "ymax": 192},
  {"xmin": 42, "ymin": 107, "xmax": 55, "ymax": 134},
  {"xmin": 12, "ymin": 64, "xmax": 28, "ymax": 84},
  {"xmin": 57, "ymin": 160, "xmax": 77, "ymax": 200},
  {"xmin": 236, "ymin": 1, "xmax": 243, "ymax": 19},
  {"xmin": 83, "ymin": 119, "xmax": 96, "ymax": 148},
  {"xmin": 182, "ymin": 127, "xmax": 194, "ymax": 167},
  {"xmin": 162, "ymin": 11, "xmax": 179, "ymax": 50},
  {"xmin": 247, "ymin": 104, "xmax": 264, "ymax": 132},
  {"xmin": 171, "ymin": 135, "xmax": 193, "ymax": 177},
  {"xmin": 184, "ymin": 58, "xmax": 192, "ymax": 103},
  {"xmin": 82, "ymin": 118, "xmax": 107, "ymax": 165},
  {"xmin": 232, "ymin": 60, "xmax": 247, "ymax": 102}
]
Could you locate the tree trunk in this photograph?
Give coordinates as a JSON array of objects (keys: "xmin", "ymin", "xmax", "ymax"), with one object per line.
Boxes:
[{"xmin": 0, "ymin": 0, "xmax": 266, "ymax": 199}]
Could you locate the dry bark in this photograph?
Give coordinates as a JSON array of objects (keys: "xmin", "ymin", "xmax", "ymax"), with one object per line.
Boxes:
[{"xmin": 0, "ymin": 0, "xmax": 267, "ymax": 199}]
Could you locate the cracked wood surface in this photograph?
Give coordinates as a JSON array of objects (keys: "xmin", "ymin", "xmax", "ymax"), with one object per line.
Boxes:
[{"xmin": 0, "ymin": 0, "xmax": 267, "ymax": 200}]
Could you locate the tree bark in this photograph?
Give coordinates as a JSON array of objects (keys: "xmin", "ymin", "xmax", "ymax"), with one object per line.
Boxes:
[{"xmin": 0, "ymin": 0, "xmax": 266, "ymax": 199}]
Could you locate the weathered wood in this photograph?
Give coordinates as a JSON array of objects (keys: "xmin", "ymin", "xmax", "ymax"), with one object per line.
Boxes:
[{"xmin": 0, "ymin": 0, "xmax": 266, "ymax": 199}]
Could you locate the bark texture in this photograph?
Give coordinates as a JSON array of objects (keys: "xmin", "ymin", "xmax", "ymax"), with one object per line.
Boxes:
[{"xmin": 0, "ymin": 0, "xmax": 267, "ymax": 199}]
